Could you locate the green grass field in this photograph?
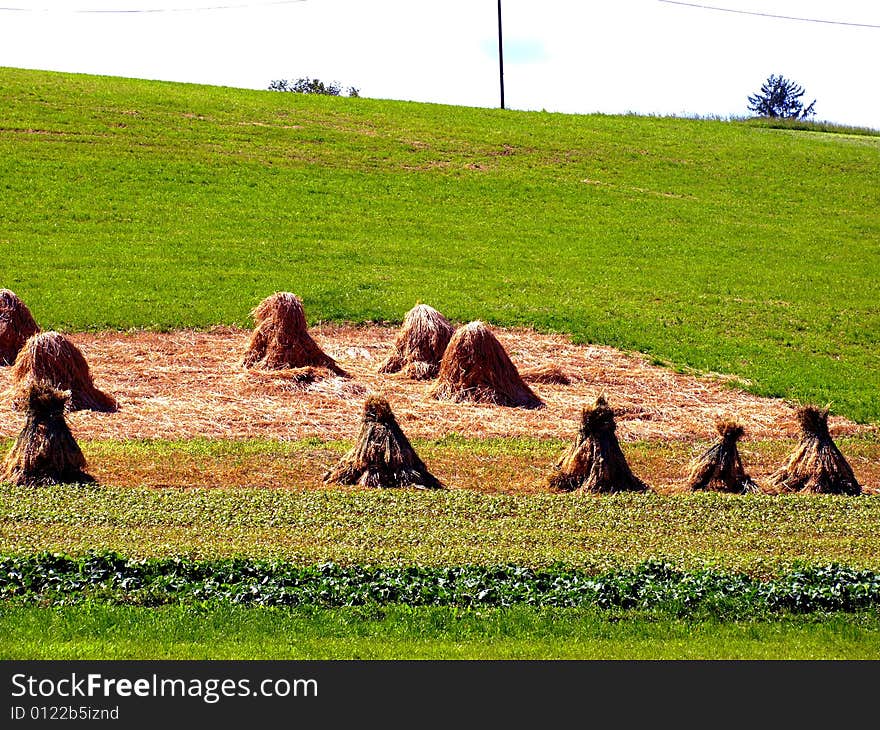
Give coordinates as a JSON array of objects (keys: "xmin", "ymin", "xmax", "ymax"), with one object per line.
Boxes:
[
  {"xmin": 2, "ymin": 67, "xmax": 879, "ymax": 421},
  {"xmin": 2, "ymin": 67, "xmax": 880, "ymax": 660},
  {"xmin": 4, "ymin": 604, "xmax": 879, "ymax": 660}
]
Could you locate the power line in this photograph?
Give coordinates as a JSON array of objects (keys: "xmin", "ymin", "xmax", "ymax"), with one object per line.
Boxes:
[
  {"xmin": 0, "ymin": 0, "xmax": 306, "ymax": 12},
  {"xmin": 657, "ymin": 0, "xmax": 880, "ymax": 29}
]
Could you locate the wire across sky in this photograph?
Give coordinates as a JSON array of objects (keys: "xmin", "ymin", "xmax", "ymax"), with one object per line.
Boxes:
[
  {"xmin": 656, "ymin": 0, "xmax": 880, "ymax": 29},
  {"xmin": 2, "ymin": 0, "xmax": 879, "ymax": 27},
  {"xmin": 0, "ymin": 0, "xmax": 307, "ymax": 12}
]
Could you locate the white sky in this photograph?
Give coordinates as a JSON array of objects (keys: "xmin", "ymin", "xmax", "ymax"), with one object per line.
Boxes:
[{"xmin": 1, "ymin": 0, "xmax": 878, "ymax": 128}]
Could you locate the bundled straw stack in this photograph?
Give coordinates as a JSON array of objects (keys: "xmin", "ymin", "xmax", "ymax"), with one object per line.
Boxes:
[
  {"xmin": 0, "ymin": 289, "xmax": 39, "ymax": 365},
  {"xmin": 323, "ymin": 395, "xmax": 442, "ymax": 489},
  {"xmin": 2, "ymin": 384, "xmax": 95, "ymax": 486},
  {"xmin": 686, "ymin": 421, "xmax": 760, "ymax": 493},
  {"xmin": 378, "ymin": 303, "xmax": 454, "ymax": 380},
  {"xmin": 768, "ymin": 405, "xmax": 860, "ymax": 495},
  {"xmin": 547, "ymin": 395, "xmax": 648, "ymax": 493},
  {"xmin": 10, "ymin": 331, "xmax": 117, "ymax": 412},
  {"xmin": 430, "ymin": 321, "xmax": 543, "ymax": 408},
  {"xmin": 242, "ymin": 292, "xmax": 347, "ymax": 376}
]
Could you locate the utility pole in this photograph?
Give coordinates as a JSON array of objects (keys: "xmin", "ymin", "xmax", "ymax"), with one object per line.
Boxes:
[{"xmin": 497, "ymin": 0, "xmax": 505, "ymax": 109}]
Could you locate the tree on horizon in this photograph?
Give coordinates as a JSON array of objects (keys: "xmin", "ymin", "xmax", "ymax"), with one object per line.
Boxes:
[{"xmin": 747, "ymin": 74, "xmax": 816, "ymax": 119}]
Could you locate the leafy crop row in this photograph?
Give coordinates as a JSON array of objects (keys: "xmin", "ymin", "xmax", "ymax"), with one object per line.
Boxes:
[{"xmin": 3, "ymin": 551, "xmax": 880, "ymax": 615}]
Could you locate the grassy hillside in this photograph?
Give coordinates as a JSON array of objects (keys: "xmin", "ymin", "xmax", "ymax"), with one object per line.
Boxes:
[{"xmin": 1, "ymin": 67, "xmax": 878, "ymax": 421}]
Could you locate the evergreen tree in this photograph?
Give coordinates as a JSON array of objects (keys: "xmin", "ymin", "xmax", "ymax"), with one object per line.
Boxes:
[{"xmin": 747, "ymin": 74, "xmax": 816, "ymax": 119}]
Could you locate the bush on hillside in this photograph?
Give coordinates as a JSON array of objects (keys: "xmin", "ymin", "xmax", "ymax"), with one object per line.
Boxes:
[{"xmin": 268, "ymin": 77, "xmax": 360, "ymax": 97}]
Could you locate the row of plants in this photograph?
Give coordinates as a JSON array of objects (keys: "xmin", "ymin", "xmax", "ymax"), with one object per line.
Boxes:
[{"xmin": 3, "ymin": 551, "xmax": 880, "ymax": 615}]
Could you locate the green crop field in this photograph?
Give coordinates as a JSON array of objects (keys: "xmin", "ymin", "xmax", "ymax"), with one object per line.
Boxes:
[
  {"xmin": 4, "ymin": 483, "xmax": 880, "ymax": 572},
  {"xmin": 2, "ymin": 67, "xmax": 880, "ymax": 660}
]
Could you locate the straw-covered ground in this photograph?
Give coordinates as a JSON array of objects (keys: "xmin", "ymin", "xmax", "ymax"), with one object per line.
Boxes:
[
  {"xmin": 3, "ymin": 325, "xmax": 877, "ymax": 494},
  {"xmin": 0, "ymin": 325, "xmax": 872, "ymax": 444}
]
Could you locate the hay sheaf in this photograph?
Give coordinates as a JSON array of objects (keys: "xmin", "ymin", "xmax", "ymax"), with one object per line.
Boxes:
[
  {"xmin": 9, "ymin": 331, "xmax": 117, "ymax": 412},
  {"xmin": 323, "ymin": 395, "xmax": 442, "ymax": 489},
  {"xmin": 686, "ymin": 420, "xmax": 760, "ymax": 493},
  {"xmin": 241, "ymin": 292, "xmax": 347, "ymax": 376},
  {"xmin": 546, "ymin": 395, "xmax": 649, "ymax": 493},
  {"xmin": 2, "ymin": 384, "xmax": 95, "ymax": 486},
  {"xmin": 0, "ymin": 289, "xmax": 39, "ymax": 366},
  {"xmin": 378, "ymin": 303, "xmax": 454, "ymax": 380},
  {"xmin": 768, "ymin": 406, "xmax": 860, "ymax": 495},
  {"xmin": 430, "ymin": 321, "xmax": 543, "ymax": 409}
]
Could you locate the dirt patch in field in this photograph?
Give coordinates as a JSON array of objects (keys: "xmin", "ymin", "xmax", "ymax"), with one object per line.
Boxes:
[
  {"xmin": 0, "ymin": 325, "xmax": 872, "ymax": 443},
  {"xmin": 77, "ymin": 441, "xmax": 880, "ymax": 495}
]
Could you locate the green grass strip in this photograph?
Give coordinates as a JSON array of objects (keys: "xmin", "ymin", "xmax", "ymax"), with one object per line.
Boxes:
[{"xmin": 3, "ymin": 603, "xmax": 879, "ymax": 660}]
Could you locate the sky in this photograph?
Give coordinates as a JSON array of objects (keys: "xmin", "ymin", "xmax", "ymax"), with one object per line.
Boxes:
[{"xmin": 1, "ymin": 0, "xmax": 879, "ymax": 128}]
